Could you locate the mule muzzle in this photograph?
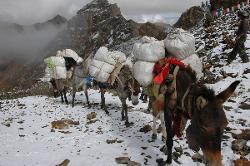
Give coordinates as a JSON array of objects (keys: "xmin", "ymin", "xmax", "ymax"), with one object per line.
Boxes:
[
  {"xmin": 203, "ymin": 150, "xmax": 222, "ymax": 166},
  {"xmin": 131, "ymin": 95, "xmax": 139, "ymax": 105}
]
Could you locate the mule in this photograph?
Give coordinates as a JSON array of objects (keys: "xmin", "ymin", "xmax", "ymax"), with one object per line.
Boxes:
[
  {"xmin": 99, "ymin": 65, "xmax": 141, "ymax": 127},
  {"xmin": 162, "ymin": 66, "xmax": 240, "ymax": 165},
  {"xmin": 50, "ymin": 63, "xmax": 91, "ymax": 107}
]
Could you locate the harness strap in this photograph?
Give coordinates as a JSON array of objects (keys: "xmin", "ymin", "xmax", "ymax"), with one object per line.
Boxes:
[
  {"xmin": 108, "ymin": 62, "xmax": 124, "ymax": 85},
  {"xmin": 116, "ymin": 76, "xmax": 125, "ymax": 89},
  {"xmin": 169, "ymin": 66, "xmax": 180, "ymax": 99},
  {"xmin": 181, "ymin": 86, "xmax": 191, "ymax": 114}
]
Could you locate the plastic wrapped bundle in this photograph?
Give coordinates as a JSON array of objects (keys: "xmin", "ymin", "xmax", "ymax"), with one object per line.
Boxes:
[
  {"xmin": 164, "ymin": 28, "xmax": 195, "ymax": 60},
  {"xmin": 44, "ymin": 56, "xmax": 67, "ymax": 79},
  {"xmin": 131, "ymin": 40, "xmax": 165, "ymax": 62},
  {"xmin": 133, "ymin": 61, "xmax": 155, "ymax": 86},
  {"xmin": 94, "ymin": 47, "xmax": 126, "ymax": 65},
  {"xmin": 182, "ymin": 54, "xmax": 203, "ymax": 80},
  {"xmin": 57, "ymin": 49, "xmax": 83, "ymax": 64}
]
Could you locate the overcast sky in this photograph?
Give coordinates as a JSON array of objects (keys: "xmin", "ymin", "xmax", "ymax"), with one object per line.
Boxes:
[{"xmin": 0, "ymin": 0, "xmax": 205, "ymax": 25}]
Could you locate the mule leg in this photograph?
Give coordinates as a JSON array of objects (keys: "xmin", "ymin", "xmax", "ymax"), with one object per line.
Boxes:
[
  {"xmin": 60, "ymin": 91, "xmax": 64, "ymax": 103},
  {"xmin": 164, "ymin": 104, "xmax": 174, "ymax": 164},
  {"xmin": 84, "ymin": 88, "xmax": 90, "ymax": 108},
  {"xmin": 119, "ymin": 97, "xmax": 126, "ymax": 121},
  {"xmin": 121, "ymin": 98, "xmax": 133, "ymax": 127},
  {"xmin": 72, "ymin": 87, "xmax": 76, "ymax": 107},
  {"xmin": 63, "ymin": 88, "xmax": 68, "ymax": 105},
  {"xmin": 160, "ymin": 111, "xmax": 167, "ymax": 142},
  {"xmin": 121, "ymin": 107, "xmax": 125, "ymax": 121},
  {"xmin": 147, "ymin": 97, "xmax": 152, "ymax": 113},
  {"xmin": 100, "ymin": 89, "xmax": 109, "ymax": 114},
  {"xmin": 152, "ymin": 115, "xmax": 157, "ymax": 140}
]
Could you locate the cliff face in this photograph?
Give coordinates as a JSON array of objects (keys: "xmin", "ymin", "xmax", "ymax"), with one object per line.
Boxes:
[{"xmin": 174, "ymin": 6, "xmax": 205, "ymax": 30}]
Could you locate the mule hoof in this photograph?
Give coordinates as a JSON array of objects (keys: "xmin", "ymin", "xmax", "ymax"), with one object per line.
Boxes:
[
  {"xmin": 121, "ymin": 116, "xmax": 125, "ymax": 121},
  {"xmin": 152, "ymin": 133, "xmax": 157, "ymax": 141},
  {"xmin": 125, "ymin": 122, "xmax": 134, "ymax": 127},
  {"xmin": 166, "ymin": 158, "xmax": 172, "ymax": 164},
  {"xmin": 105, "ymin": 110, "xmax": 109, "ymax": 115},
  {"xmin": 160, "ymin": 145, "xmax": 168, "ymax": 155},
  {"xmin": 162, "ymin": 136, "xmax": 166, "ymax": 142}
]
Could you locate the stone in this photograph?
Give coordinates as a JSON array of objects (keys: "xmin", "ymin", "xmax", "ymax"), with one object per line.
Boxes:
[
  {"xmin": 127, "ymin": 160, "xmax": 142, "ymax": 166},
  {"xmin": 192, "ymin": 153, "xmax": 203, "ymax": 163},
  {"xmin": 239, "ymin": 103, "xmax": 250, "ymax": 110},
  {"xmin": 87, "ymin": 112, "xmax": 97, "ymax": 120},
  {"xmin": 232, "ymin": 139, "xmax": 247, "ymax": 151},
  {"xmin": 55, "ymin": 159, "xmax": 70, "ymax": 166},
  {"xmin": 115, "ymin": 157, "xmax": 130, "ymax": 164},
  {"xmin": 139, "ymin": 125, "xmax": 152, "ymax": 133}
]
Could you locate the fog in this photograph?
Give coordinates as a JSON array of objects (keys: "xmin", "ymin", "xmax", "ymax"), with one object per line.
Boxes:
[{"xmin": 0, "ymin": 23, "xmax": 65, "ymax": 61}]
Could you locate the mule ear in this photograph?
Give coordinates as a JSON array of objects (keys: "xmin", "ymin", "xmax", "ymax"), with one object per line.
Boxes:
[
  {"xmin": 196, "ymin": 96, "xmax": 208, "ymax": 111},
  {"xmin": 216, "ymin": 81, "xmax": 240, "ymax": 104}
]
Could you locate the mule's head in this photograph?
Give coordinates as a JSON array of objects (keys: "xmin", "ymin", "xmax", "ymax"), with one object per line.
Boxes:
[{"xmin": 186, "ymin": 81, "xmax": 240, "ymax": 166}]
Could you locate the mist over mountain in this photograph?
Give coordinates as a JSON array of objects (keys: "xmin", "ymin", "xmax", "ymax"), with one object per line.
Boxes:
[{"xmin": 0, "ymin": 0, "xmax": 198, "ymax": 90}]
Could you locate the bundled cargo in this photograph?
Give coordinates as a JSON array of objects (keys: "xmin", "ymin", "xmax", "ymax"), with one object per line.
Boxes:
[
  {"xmin": 133, "ymin": 61, "xmax": 155, "ymax": 86},
  {"xmin": 94, "ymin": 47, "xmax": 126, "ymax": 65},
  {"xmin": 131, "ymin": 36, "xmax": 165, "ymax": 86},
  {"xmin": 132, "ymin": 38, "xmax": 165, "ymax": 62},
  {"xmin": 164, "ymin": 28, "xmax": 195, "ymax": 60},
  {"xmin": 44, "ymin": 56, "xmax": 67, "ymax": 79},
  {"xmin": 57, "ymin": 49, "xmax": 83, "ymax": 64},
  {"xmin": 181, "ymin": 54, "xmax": 203, "ymax": 80},
  {"xmin": 89, "ymin": 47, "xmax": 127, "ymax": 83}
]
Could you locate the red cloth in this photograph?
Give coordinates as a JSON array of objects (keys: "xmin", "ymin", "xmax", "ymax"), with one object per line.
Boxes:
[{"xmin": 153, "ymin": 57, "xmax": 185, "ymax": 85}]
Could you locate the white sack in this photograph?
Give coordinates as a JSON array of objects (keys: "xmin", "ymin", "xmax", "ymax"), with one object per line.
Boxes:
[
  {"xmin": 94, "ymin": 46, "xmax": 126, "ymax": 65},
  {"xmin": 141, "ymin": 36, "xmax": 157, "ymax": 43},
  {"xmin": 182, "ymin": 54, "xmax": 203, "ymax": 80},
  {"xmin": 96, "ymin": 70, "xmax": 110, "ymax": 83},
  {"xmin": 54, "ymin": 66, "xmax": 67, "ymax": 79},
  {"xmin": 44, "ymin": 56, "xmax": 67, "ymax": 79},
  {"xmin": 89, "ymin": 65, "xmax": 111, "ymax": 83},
  {"xmin": 89, "ymin": 59, "xmax": 115, "ymax": 83},
  {"xmin": 59, "ymin": 49, "xmax": 83, "ymax": 64},
  {"xmin": 91, "ymin": 59, "xmax": 115, "ymax": 74},
  {"xmin": 133, "ymin": 61, "xmax": 155, "ymax": 86},
  {"xmin": 132, "ymin": 40, "xmax": 165, "ymax": 62},
  {"xmin": 164, "ymin": 28, "xmax": 195, "ymax": 60},
  {"xmin": 89, "ymin": 65, "xmax": 100, "ymax": 78},
  {"xmin": 44, "ymin": 56, "xmax": 65, "ymax": 67},
  {"xmin": 109, "ymin": 51, "xmax": 127, "ymax": 64}
]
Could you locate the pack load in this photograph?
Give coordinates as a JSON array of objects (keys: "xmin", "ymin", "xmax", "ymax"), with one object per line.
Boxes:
[
  {"xmin": 181, "ymin": 54, "xmax": 203, "ymax": 79},
  {"xmin": 164, "ymin": 28, "xmax": 195, "ymax": 60},
  {"xmin": 131, "ymin": 36, "xmax": 165, "ymax": 86},
  {"xmin": 56, "ymin": 49, "xmax": 83, "ymax": 64},
  {"xmin": 89, "ymin": 46, "xmax": 126, "ymax": 83},
  {"xmin": 44, "ymin": 56, "xmax": 67, "ymax": 79}
]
